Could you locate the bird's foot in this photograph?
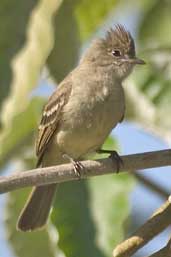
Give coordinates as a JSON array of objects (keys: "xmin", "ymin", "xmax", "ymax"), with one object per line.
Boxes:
[
  {"xmin": 97, "ymin": 149, "xmax": 123, "ymax": 173},
  {"xmin": 72, "ymin": 160, "xmax": 84, "ymax": 177},
  {"xmin": 62, "ymin": 154, "xmax": 84, "ymax": 178}
]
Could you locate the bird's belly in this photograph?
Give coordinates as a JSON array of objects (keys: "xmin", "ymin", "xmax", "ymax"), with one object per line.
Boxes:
[{"xmin": 56, "ymin": 93, "xmax": 124, "ymax": 159}]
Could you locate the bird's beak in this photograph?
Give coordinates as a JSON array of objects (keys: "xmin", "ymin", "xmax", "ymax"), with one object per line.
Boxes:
[{"xmin": 128, "ymin": 57, "xmax": 146, "ymax": 65}]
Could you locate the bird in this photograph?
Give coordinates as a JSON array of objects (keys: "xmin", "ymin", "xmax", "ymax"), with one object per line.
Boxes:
[{"xmin": 17, "ymin": 24, "xmax": 145, "ymax": 231}]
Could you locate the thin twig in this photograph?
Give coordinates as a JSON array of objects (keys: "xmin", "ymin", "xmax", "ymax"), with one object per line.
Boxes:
[
  {"xmin": 0, "ymin": 149, "xmax": 171, "ymax": 194},
  {"xmin": 134, "ymin": 172, "xmax": 169, "ymax": 199},
  {"xmin": 113, "ymin": 200, "xmax": 171, "ymax": 257}
]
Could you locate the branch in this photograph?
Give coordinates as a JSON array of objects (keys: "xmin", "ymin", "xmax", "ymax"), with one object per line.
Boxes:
[
  {"xmin": 113, "ymin": 199, "xmax": 171, "ymax": 257},
  {"xmin": 0, "ymin": 149, "xmax": 171, "ymax": 194},
  {"xmin": 134, "ymin": 172, "xmax": 169, "ymax": 199}
]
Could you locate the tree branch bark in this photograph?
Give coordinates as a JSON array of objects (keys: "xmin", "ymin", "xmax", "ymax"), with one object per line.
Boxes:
[
  {"xmin": 113, "ymin": 199, "xmax": 171, "ymax": 257},
  {"xmin": 0, "ymin": 149, "xmax": 171, "ymax": 194}
]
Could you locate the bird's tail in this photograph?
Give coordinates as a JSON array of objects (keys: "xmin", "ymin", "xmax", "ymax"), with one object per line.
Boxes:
[{"xmin": 17, "ymin": 184, "xmax": 57, "ymax": 231}]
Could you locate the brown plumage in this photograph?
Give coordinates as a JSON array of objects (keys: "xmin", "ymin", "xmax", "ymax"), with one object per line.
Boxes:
[
  {"xmin": 17, "ymin": 24, "xmax": 144, "ymax": 231},
  {"xmin": 36, "ymin": 77, "xmax": 72, "ymax": 166},
  {"xmin": 17, "ymin": 77, "xmax": 72, "ymax": 231}
]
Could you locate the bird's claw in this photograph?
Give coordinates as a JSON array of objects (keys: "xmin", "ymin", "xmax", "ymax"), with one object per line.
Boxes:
[
  {"xmin": 72, "ymin": 161, "xmax": 84, "ymax": 178},
  {"xmin": 97, "ymin": 149, "xmax": 123, "ymax": 173},
  {"xmin": 62, "ymin": 154, "xmax": 84, "ymax": 178},
  {"xmin": 109, "ymin": 151, "xmax": 123, "ymax": 173}
]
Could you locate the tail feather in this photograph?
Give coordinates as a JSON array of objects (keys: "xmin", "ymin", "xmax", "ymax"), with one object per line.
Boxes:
[{"xmin": 17, "ymin": 184, "xmax": 57, "ymax": 231}]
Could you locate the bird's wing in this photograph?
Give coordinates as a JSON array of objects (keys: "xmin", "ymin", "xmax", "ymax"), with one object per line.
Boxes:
[{"xmin": 36, "ymin": 78, "xmax": 72, "ymax": 167}]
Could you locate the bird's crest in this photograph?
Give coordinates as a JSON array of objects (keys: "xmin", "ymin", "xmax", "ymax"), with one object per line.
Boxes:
[{"xmin": 104, "ymin": 24, "xmax": 135, "ymax": 56}]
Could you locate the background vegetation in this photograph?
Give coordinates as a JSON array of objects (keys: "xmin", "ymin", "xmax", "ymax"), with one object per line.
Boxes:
[{"xmin": 0, "ymin": 0, "xmax": 171, "ymax": 256}]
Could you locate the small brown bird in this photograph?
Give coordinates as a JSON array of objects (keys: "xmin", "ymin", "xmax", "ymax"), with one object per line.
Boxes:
[{"xmin": 17, "ymin": 25, "xmax": 145, "ymax": 231}]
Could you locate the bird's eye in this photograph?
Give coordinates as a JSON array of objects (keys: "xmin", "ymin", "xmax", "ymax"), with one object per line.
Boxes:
[{"xmin": 112, "ymin": 50, "xmax": 121, "ymax": 57}]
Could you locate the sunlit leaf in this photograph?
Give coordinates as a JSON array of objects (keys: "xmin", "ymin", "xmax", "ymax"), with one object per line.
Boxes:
[
  {"xmin": 0, "ymin": 98, "xmax": 43, "ymax": 168},
  {"xmin": 0, "ymin": 0, "xmax": 62, "ymax": 167},
  {"xmin": 1, "ymin": 1, "xmax": 62, "ymax": 257},
  {"xmin": 0, "ymin": 0, "xmax": 39, "ymax": 112}
]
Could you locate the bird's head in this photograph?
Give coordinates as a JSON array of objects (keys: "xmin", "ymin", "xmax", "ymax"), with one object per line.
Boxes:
[{"xmin": 82, "ymin": 24, "xmax": 145, "ymax": 81}]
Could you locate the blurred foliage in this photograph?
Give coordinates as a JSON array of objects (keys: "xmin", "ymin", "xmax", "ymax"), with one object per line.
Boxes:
[
  {"xmin": 52, "ymin": 138, "xmax": 133, "ymax": 257},
  {"xmin": 125, "ymin": 0, "xmax": 171, "ymax": 143},
  {"xmin": 47, "ymin": 0, "xmax": 119, "ymax": 82},
  {"xmin": 0, "ymin": 0, "xmax": 170, "ymax": 256},
  {"xmin": 0, "ymin": 0, "xmax": 62, "ymax": 168},
  {"xmin": 6, "ymin": 187, "xmax": 56, "ymax": 257},
  {"xmin": 74, "ymin": 0, "xmax": 118, "ymax": 41},
  {"xmin": 47, "ymin": 0, "xmax": 81, "ymax": 83},
  {"xmin": 0, "ymin": 0, "xmax": 39, "ymax": 112},
  {"xmin": 52, "ymin": 174, "xmax": 133, "ymax": 257},
  {"xmin": 139, "ymin": 0, "xmax": 171, "ymax": 45},
  {"xmin": 0, "ymin": 98, "xmax": 43, "ymax": 167}
]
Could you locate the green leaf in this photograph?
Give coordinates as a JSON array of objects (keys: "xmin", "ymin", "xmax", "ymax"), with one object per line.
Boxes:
[
  {"xmin": 51, "ymin": 136, "xmax": 134, "ymax": 257},
  {"xmin": 0, "ymin": 0, "xmax": 62, "ymax": 167},
  {"xmin": 47, "ymin": 0, "xmax": 80, "ymax": 83},
  {"xmin": 1, "ymin": 1, "xmax": 62, "ymax": 257},
  {"xmin": 75, "ymin": 0, "xmax": 119, "ymax": 41},
  {"xmin": 88, "ymin": 137, "xmax": 134, "ymax": 255},
  {"xmin": 52, "ymin": 180, "xmax": 106, "ymax": 257},
  {"xmin": 87, "ymin": 174, "xmax": 133, "ymax": 256},
  {"xmin": 47, "ymin": 0, "xmax": 119, "ymax": 82},
  {"xmin": 5, "ymin": 188, "xmax": 56, "ymax": 257},
  {"xmin": 125, "ymin": 71, "xmax": 171, "ymax": 143},
  {"xmin": 0, "ymin": 0, "xmax": 39, "ymax": 112},
  {"xmin": 0, "ymin": 98, "xmax": 43, "ymax": 168},
  {"xmin": 124, "ymin": 0, "xmax": 171, "ymax": 142}
]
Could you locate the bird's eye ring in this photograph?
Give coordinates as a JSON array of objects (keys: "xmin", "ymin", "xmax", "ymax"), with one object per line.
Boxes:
[{"xmin": 112, "ymin": 50, "xmax": 121, "ymax": 57}]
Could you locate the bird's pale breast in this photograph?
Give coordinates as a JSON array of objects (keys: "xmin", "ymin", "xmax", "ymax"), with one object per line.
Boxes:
[{"xmin": 55, "ymin": 70, "xmax": 125, "ymax": 159}]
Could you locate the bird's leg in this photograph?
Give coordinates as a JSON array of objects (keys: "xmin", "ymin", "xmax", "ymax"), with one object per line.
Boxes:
[
  {"xmin": 96, "ymin": 149, "xmax": 123, "ymax": 173},
  {"xmin": 62, "ymin": 154, "xmax": 84, "ymax": 178}
]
